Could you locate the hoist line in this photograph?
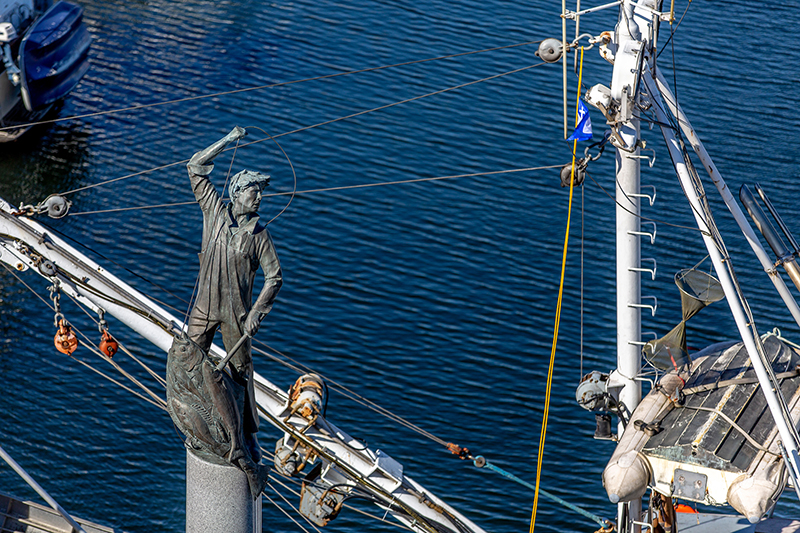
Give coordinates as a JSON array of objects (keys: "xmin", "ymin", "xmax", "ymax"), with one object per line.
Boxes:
[
  {"xmin": 0, "ymin": 262, "xmax": 167, "ymax": 410},
  {"xmin": 58, "ymin": 60, "xmax": 550, "ymax": 197},
  {"xmin": 267, "ymin": 483, "xmax": 324, "ymax": 533},
  {"xmin": 66, "ymin": 298, "xmax": 167, "ymax": 404},
  {"xmin": 0, "ymin": 39, "xmax": 543, "ymax": 134},
  {"xmin": 63, "ymin": 289, "xmax": 167, "ymax": 388},
  {"xmin": 530, "ymin": 46, "xmax": 584, "ymax": 533},
  {"xmin": 71, "ymin": 326, "xmax": 167, "ymax": 410},
  {"xmin": 263, "ymin": 489, "xmax": 315, "ymax": 533},
  {"xmin": 252, "ymin": 340, "xmax": 449, "ymax": 447},
  {"xmin": 66, "ymin": 164, "xmax": 564, "ymax": 216}
]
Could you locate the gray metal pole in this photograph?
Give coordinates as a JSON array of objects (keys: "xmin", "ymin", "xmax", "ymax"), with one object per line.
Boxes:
[
  {"xmin": 0, "ymin": 444, "xmax": 87, "ymax": 533},
  {"xmin": 185, "ymin": 451, "xmax": 262, "ymax": 533}
]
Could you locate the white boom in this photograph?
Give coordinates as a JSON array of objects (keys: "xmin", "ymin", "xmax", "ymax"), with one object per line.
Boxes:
[{"xmin": 0, "ymin": 197, "xmax": 485, "ymax": 533}]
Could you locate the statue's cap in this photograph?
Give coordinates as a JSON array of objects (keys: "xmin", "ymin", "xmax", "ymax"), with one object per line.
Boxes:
[{"xmin": 230, "ymin": 170, "xmax": 270, "ymax": 199}]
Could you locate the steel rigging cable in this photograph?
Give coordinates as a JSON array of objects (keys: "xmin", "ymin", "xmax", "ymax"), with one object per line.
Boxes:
[
  {"xmin": 65, "ymin": 164, "xmax": 564, "ymax": 217},
  {"xmin": 56, "ymin": 60, "xmax": 550, "ymax": 197},
  {"xmin": 0, "ymin": 39, "xmax": 544, "ymax": 134}
]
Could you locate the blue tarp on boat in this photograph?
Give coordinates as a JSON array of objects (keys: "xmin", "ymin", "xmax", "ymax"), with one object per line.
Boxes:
[{"xmin": 19, "ymin": 0, "xmax": 91, "ymax": 111}]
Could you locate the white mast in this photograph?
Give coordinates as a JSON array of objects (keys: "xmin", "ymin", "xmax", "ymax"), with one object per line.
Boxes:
[{"xmin": 606, "ymin": 0, "xmax": 657, "ymax": 529}]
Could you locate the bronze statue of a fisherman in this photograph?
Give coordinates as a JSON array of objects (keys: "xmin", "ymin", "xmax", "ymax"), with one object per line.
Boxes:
[
  {"xmin": 186, "ymin": 125, "xmax": 282, "ymax": 456},
  {"xmin": 166, "ymin": 126, "xmax": 282, "ymax": 499}
]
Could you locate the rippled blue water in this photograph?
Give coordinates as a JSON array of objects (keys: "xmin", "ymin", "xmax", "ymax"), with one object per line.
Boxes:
[{"xmin": 0, "ymin": 1, "xmax": 799, "ymax": 532}]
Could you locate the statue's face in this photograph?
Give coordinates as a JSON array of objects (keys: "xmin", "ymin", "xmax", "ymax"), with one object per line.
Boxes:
[{"xmin": 234, "ymin": 185, "xmax": 262, "ymax": 215}]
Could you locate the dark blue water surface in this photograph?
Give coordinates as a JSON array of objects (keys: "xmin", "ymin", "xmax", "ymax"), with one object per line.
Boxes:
[{"xmin": 1, "ymin": 1, "xmax": 800, "ymax": 532}]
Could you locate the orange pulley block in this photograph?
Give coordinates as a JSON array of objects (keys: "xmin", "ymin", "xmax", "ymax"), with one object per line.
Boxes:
[
  {"xmin": 99, "ymin": 330, "xmax": 118, "ymax": 358},
  {"xmin": 54, "ymin": 319, "xmax": 78, "ymax": 355}
]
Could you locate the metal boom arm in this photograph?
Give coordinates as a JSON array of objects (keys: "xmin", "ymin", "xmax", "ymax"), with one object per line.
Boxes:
[{"xmin": 0, "ymin": 197, "xmax": 486, "ymax": 533}]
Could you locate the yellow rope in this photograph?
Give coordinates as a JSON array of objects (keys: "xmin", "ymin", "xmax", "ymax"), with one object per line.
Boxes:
[{"xmin": 529, "ymin": 46, "xmax": 585, "ymax": 533}]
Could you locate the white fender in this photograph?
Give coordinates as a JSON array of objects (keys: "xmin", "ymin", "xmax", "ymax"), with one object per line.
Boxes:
[
  {"xmin": 603, "ymin": 369, "xmax": 693, "ymax": 503},
  {"xmin": 728, "ymin": 458, "xmax": 786, "ymax": 524}
]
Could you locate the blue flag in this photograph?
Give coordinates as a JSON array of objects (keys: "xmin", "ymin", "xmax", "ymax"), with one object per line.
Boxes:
[{"xmin": 567, "ymin": 99, "xmax": 593, "ymax": 142}]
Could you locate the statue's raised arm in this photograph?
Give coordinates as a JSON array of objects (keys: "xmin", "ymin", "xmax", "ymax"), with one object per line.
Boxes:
[{"xmin": 187, "ymin": 126, "xmax": 247, "ymax": 212}]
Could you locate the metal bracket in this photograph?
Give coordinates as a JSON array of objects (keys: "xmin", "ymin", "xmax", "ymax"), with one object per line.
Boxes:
[
  {"xmin": 628, "ymin": 221, "xmax": 657, "ymax": 245},
  {"xmin": 629, "ymin": 295, "xmax": 658, "ymax": 316},
  {"xmin": 626, "ymin": 148, "xmax": 656, "ymax": 167},
  {"xmin": 0, "ymin": 241, "xmax": 29, "ymax": 271},
  {"xmin": 628, "ymin": 185, "xmax": 656, "ymax": 206},
  {"xmin": 672, "ymin": 468, "xmax": 708, "ymax": 502},
  {"xmin": 563, "ymin": 0, "xmax": 621, "ymax": 19},
  {"xmin": 629, "ymin": 257, "xmax": 657, "ymax": 281},
  {"xmin": 629, "ymin": 331, "xmax": 658, "ymax": 347}
]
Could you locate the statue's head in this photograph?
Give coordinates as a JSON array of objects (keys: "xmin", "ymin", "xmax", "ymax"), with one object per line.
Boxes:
[{"xmin": 230, "ymin": 170, "xmax": 270, "ymax": 215}]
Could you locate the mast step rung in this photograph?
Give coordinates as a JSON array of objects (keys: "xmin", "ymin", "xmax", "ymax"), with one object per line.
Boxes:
[
  {"xmin": 628, "ymin": 185, "xmax": 657, "ymax": 206},
  {"xmin": 629, "ymin": 258, "xmax": 657, "ymax": 280},
  {"xmin": 629, "ymin": 296, "xmax": 658, "ymax": 316},
  {"xmin": 627, "ymin": 222, "xmax": 657, "ymax": 245}
]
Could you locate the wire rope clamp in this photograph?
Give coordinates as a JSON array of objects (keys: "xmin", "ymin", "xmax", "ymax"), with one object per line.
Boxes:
[{"xmin": 54, "ymin": 318, "xmax": 78, "ymax": 355}]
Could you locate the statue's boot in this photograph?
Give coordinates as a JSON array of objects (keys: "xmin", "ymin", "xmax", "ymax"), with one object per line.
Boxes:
[{"xmin": 239, "ymin": 457, "xmax": 269, "ymax": 500}]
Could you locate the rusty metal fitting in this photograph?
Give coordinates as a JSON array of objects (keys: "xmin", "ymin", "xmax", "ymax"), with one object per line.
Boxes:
[
  {"xmin": 54, "ymin": 319, "xmax": 78, "ymax": 355},
  {"xmin": 446, "ymin": 442, "xmax": 471, "ymax": 460},
  {"xmin": 288, "ymin": 373, "xmax": 326, "ymax": 420},
  {"xmin": 594, "ymin": 520, "xmax": 615, "ymax": 533},
  {"xmin": 99, "ymin": 330, "xmax": 118, "ymax": 358}
]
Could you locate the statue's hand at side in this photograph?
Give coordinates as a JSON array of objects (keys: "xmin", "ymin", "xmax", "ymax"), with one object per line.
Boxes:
[{"xmin": 243, "ymin": 310, "xmax": 262, "ymax": 338}]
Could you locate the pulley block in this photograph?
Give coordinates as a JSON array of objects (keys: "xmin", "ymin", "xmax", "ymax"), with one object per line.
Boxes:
[
  {"xmin": 535, "ymin": 38, "xmax": 563, "ymax": 63},
  {"xmin": 42, "ymin": 195, "xmax": 71, "ymax": 218},
  {"xmin": 560, "ymin": 159, "xmax": 586, "ymax": 187},
  {"xmin": 54, "ymin": 319, "xmax": 78, "ymax": 355},
  {"xmin": 99, "ymin": 330, "xmax": 118, "ymax": 358}
]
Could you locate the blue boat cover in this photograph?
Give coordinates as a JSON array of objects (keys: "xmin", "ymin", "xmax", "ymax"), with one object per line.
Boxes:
[{"xmin": 19, "ymin": 1, "xmax": 91, "ymax": 111}]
